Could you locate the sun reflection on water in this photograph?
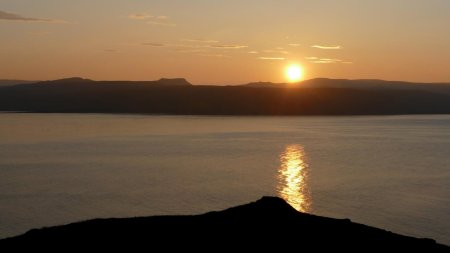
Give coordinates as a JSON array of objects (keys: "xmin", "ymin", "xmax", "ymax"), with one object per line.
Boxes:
[{"xmin": 277, "ymin": 145, "xmax": 311, "ymax": 212}]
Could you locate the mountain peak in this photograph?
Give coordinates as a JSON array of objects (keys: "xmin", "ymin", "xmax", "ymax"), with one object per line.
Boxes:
[
  {"xmin": 157, "ymin": 78, "xmax": 192, "ymax": 86},
  {"xmin": 52, "ymin": 77, "xmax": 93, "ymax": 83}
]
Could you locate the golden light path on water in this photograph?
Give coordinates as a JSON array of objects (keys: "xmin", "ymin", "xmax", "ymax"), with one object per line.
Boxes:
[{"xmin": 277, "ymin": 145, "xmax": 311, "ymax": 212}]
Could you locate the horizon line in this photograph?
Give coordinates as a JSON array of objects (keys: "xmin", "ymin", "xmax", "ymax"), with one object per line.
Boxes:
[{"xmin": 2, "ymin": 76, "xmax": 450, "ymax": 86}]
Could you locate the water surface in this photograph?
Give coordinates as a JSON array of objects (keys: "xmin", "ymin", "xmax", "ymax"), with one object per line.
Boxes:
[{"xmin": 0, "ymin": 113, "xmax": 449, "ymax": 244}]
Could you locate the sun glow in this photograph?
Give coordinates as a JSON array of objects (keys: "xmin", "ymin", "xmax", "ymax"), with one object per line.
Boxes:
[{"xmin": 285, "ymin": 64, "xmax": 303, "ymax": 82}]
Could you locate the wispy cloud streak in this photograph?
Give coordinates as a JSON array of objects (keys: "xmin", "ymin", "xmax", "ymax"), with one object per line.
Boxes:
[
  {"xmin": 263, "ymin": 49, "xmax": 289, "ymax": 55},
  {"xmin": 128, "ymin": 14, "xmax": 153, "ymax": 20},
  {"xmin": 210, "ymin": 45, "xmax": 248, "ymax": 49},
  {"xmin": 142, "ymin": 42, "xmax": 167, "ymax": 47},
  {"xmin": 181, "ymin": 39, "xmax": 219, "ymax": 43},
  {"xmin": 199, "ymin": 54, "xmax": 230, "ymax": 58},
  {"xmin": 259, "ymin": 57, "xmax": 286, "ymax": 60},
  {"xmin": 147, "ymin": 21, "xmax": 176, "ymax": 27},
  {"xmin": 0, "ymin": 10, "xmax": 67, "ymax": 23},
  {"xmin": 306, "ymin": 57, "xmax": 349, "ymax": 64},
  {"xmin": 128, "ymin": 13, "xmax": 176, "ymax": 27},
  {"xmin": 311, "ymin": 45, "xmax": 341, "ymax": 50}
]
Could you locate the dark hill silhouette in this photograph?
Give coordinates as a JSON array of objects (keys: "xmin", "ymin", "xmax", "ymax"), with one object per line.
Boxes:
[
  {"xmin": 302, "ymin": 78, "xmax": 450, "ymax": 94},
  {"xmin": 0, "ymin": 197, "xmax": 447, "ymax": 251},
  {"xmin": 28, "ymin": 77, "xmax": 192, "ymax": 87},
  {"xmin": 1, "ymin": 77, "xmax": 449, "ymax": 115},
  {"xmin": 240, "ymin": 81, "xmax": 284, "ymax": 88},
  {"xmin": 243, "ymin": 78, "xmax": 450, "ymax": 94},
  {"xmin": 0, "ymin": 79, "xmax": 39, "ymax": 87},
  {"xmin": 37, "ymin": 77, "xmax": 94, "ymax": 84},
  {"xmin": 155, "ymin": 77, "xmax": 192, "ymax": 86}
]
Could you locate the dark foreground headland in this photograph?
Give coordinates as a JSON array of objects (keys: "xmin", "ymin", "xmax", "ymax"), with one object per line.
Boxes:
[{"xmin": 1, "ymin": 197, "xmax": 448, "ymax": 251}]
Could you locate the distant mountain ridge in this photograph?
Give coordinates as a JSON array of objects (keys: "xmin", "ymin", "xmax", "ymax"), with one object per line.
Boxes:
[
  {"xmin": 27, "ymin": 77, "xmax": 192, "ymax": 87},
  {"xmin": 1, "ymin": 77, "xmax": 449, "ymax": 115},
  {"xmin": 241, "ymin": 78, "xmax": 450, "ymax": 94},
  {"xmin": 0, "ymin": 79, "xmax": 39, "ymax": 87},
  {"xmin": 3, "ymin": 77, "xmax": 450, "ymax": 93}
]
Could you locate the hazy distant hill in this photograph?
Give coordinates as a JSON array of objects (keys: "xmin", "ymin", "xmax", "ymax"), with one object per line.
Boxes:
[
  {"xmin": 1, "ymin": 77, "xmax": 449, "ymax": 115},
  {"xmin": 240, "ymin": 81, "xmax": 284, "ymax": 88},
  {"xmin": 0, "ymin": 79, "xmax": 39, "ymax": 87},
  {"xmin": 30, "ymin": 77, "xmax": 192, "ymax": 87},
  {"xmin": 242, "ymin": 78, "xmax": 450, "ymax": 94}
]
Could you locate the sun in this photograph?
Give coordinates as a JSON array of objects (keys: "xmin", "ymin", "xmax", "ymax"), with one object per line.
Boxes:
[{"xmin": 285, "ymin": 64, "xmax": 303, "ymax": 82}]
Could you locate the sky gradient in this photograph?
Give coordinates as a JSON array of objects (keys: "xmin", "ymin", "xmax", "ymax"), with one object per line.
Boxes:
[{"xmin": 1, "ymin": 0, "xmax": 450, "ymax": 84}]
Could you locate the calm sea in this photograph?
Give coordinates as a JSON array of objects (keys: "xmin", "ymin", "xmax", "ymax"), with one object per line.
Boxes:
[{"xmin": 0, "ymin": 113, "xmax": 449, "ymax": 244}]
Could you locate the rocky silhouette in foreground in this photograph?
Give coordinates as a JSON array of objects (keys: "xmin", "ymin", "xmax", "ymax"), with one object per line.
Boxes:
[{"xmin": 0, "ymin": 197, "xmax": 448, "ymax": 251}]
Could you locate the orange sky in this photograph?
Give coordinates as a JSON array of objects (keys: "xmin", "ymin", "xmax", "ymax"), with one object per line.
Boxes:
[{"xmin": 1, "ymin": 0, "xmax": 450, "ymax": 84}]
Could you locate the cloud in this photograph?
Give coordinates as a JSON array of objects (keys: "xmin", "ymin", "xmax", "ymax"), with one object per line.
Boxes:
[
  {"xmin": 181, "ymin": 39, "xmax": 219, "ymax": 43},
  {"xmin": 308, "ymin": 58, "xmax": 342, "ymax": 64},
  {"xmin": 305, "ymin": 56, "xmax": 351, "ymax": 64},
  {"xmin": 199, "ymin": 53, "xmax": 230, "ymax": 58},
  {"xmin": 0, "ymin": 10, "xmax": 67, "ymax": 23},
  {"xmin": 248, "ymin": 51, "xmax": 259, "ymax": 54},
  {"xmin": 171, "ymin": 44, "xmax": 205, "ymax": 49},
  {"xmin": 311, "ymin": 45, "xmax": 341, "ymax": 50},
  {"xmin": 174, "ymin": 49, "xmax": 208, "ymax": 53},
  {"xmin": 147, "ymin": 20, "xmax": 176, "ymax": 27},
  {"xmin": 310, "ymin": 60, "xmax": 335, "ymax": 64},
  {"xmin": 210, "ymin": 44, "xmax": 248, "ymax": 49},
  {"xmin": 142, "ymin": 42, "xmax": 167, "ymax": 47},
  {"xmin": 321, "ymin": 58, "xmax": 342, "ymax": 62},
  {"xmin": 259, "ymin": 57, "xmax": 286, "ymax": 60},
  {"xmin": 263, "ymin": 49, "xmax": 289, "ymax": 55},
  {"xmin": 128, "ymin": 13, "xmax": 153, "ymax": 20},
  {"xmin": 128, "ymin": 13, "xmax": 168, "ymax": 20},
  {"xmin": 173, "ymin": 48, "xmax": 208, "ymax": 53},
  {"xmin": 128, "ymin": 13, "xmax": 176, "ymax": 27},
  {"xmin": 288, "ymin": 43, "xmax": 301, "ymax": 47}
]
